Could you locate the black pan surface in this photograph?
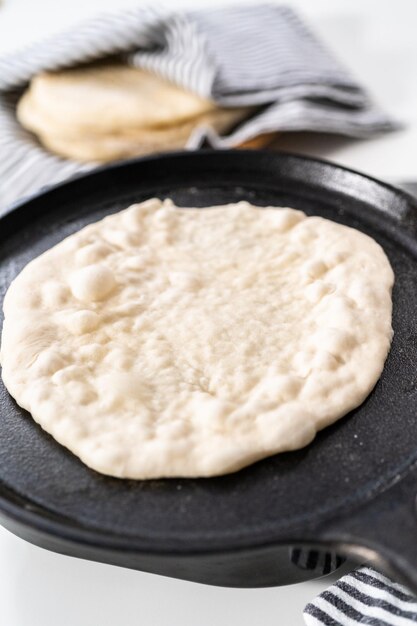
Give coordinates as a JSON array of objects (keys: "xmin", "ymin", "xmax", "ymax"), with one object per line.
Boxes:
[{"xmin": 1, "ymin": 150, "xmax": 417, "ymax": 589}]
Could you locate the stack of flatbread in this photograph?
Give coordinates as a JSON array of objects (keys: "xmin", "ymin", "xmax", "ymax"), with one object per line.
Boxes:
[{"xmin": 17, "ymin": 63, "xmax": 252, "ymax": 163}]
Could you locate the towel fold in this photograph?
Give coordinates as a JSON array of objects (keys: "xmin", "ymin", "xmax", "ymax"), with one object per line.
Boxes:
[{"xmin": 0, "ymin": 4, "xmax": 397, "ymax": 208}]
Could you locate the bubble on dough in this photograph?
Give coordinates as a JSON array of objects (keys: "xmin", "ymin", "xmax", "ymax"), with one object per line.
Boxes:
[
  {"xmin": 76, "ymin": 242, "xmax": 113, "ymax": 266},
  {"xmin": 267, "ymin": 208, "xmax": 305, "ymax": 231},
  {"xmin": 168, "ymin": 271, "xmax": 201, "ymax": 291},
  {"xmin": 67, "ymin": 310, "xmax": 100, "ymax": 334},
  {"xmin": 52, "ymin": 365, "xmax": 85, "ymax": 385},
  {"xmin": 303, "ymin": 259, "xmax": 328, "ymax": 280},
  {"xmin": 70, "ymin": 264, "xmax": 116, "ymax": 302},
  {"xmin": 292, "ymin": 350, "xmax": 316, "ymax": 377},
  {"xmin": 313, "ymin": 351, "xmax": 340, "ymax": 371},
  {"xmin": 103, "ymin": 229, "xmax": 141, "ymax": 249},
  {"xmin": 123, "ymin": 198, "xmax": 164, "ymax": 229},
  {"xmin": 33, "ymin": 350, "xmax": 66, "ymax": 376},
  {"xmin": 66, "ymin": 381, "xmax": 97, "ymax": 405},
  {"xmin": 325, "ymin": 250, "xmax": 348, "ymax": 267},
  {"xmin": 78, "ymin": 343, "xmax": 106, "ymax": 361},
  {"xmin": 314, "ymin": 328, "xmax": 356, "ymax": 355},
  {"xmin": 43, "ymin": 281, "xmax": 70, "ymax": 307},
  {"xmin": 191, "ymin": 393, "xmax": 230, "ymax": 429},
  {"xmin": 103, "ymin": 348, "xmax": 133, "ymax": 370},
  {"xmin": 305, "ymin": 281, "xmax": 335, "ymax": 303},
  {"xmin": 123, "ymin": 251, "xmax": 153, "ymax": 271}
]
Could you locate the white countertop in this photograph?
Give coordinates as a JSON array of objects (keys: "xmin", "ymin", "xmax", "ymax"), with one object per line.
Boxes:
[{"xmin": 0, "ymin": 1, "xmax": 416, "ymax": 624}]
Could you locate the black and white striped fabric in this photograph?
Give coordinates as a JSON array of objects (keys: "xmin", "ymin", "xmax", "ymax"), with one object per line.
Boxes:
[
  {"xmin": 0, "ymin": 4, "xmax": 396, "ymax": 208},
  {"xmin": 291, "ymin": 548, "xmax": 345, "ymax": 576},
  {"xmin": 304, "ymin": 565, "xmax": 417, "ymax": 626}
]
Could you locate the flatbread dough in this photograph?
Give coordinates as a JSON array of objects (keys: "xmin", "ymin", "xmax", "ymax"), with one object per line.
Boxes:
[{"xmin": 0, "ymin": 200, "xmax": 394, "ymax": 479}]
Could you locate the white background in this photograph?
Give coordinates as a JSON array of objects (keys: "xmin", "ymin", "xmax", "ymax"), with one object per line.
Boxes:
[{"xmin": 0, "ymin": 1, "xmax": 416, "ymax": 624}]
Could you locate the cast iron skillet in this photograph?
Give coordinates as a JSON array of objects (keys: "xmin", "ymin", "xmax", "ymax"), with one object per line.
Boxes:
[{"xmin": 0, "ymin": 150, "xmax": 417, "ymax": 590}]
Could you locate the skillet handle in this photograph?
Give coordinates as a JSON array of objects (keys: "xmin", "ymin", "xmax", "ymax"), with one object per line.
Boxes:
[{"xmin": 316, "ymin": 459, "xmax": 417, "ymax": 594}]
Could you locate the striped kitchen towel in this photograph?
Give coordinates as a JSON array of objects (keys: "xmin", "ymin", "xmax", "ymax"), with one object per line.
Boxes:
[
  {"xmin": 304, "ymin": 565, "xmax": 417, "ymax": 625},
  {"xmin": 291, "ymin": 548, "xmax": 345, "ymax": 576},
  {"xmin": 0, "ymin": 4, "xmax": 396, "ymax": 208}
]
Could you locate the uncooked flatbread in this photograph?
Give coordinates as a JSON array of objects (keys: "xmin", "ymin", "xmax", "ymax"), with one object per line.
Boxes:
[
  {"xmin": 17, "ymin": 64, "xmax": 217, "ymax": 135},
  {"xmin": 28, "ymin": 108, "xmax": 250, "ymax": 163},
  {"xmin": 0, "ymin": 200, "xmax": 394, "ymax": 479}
]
